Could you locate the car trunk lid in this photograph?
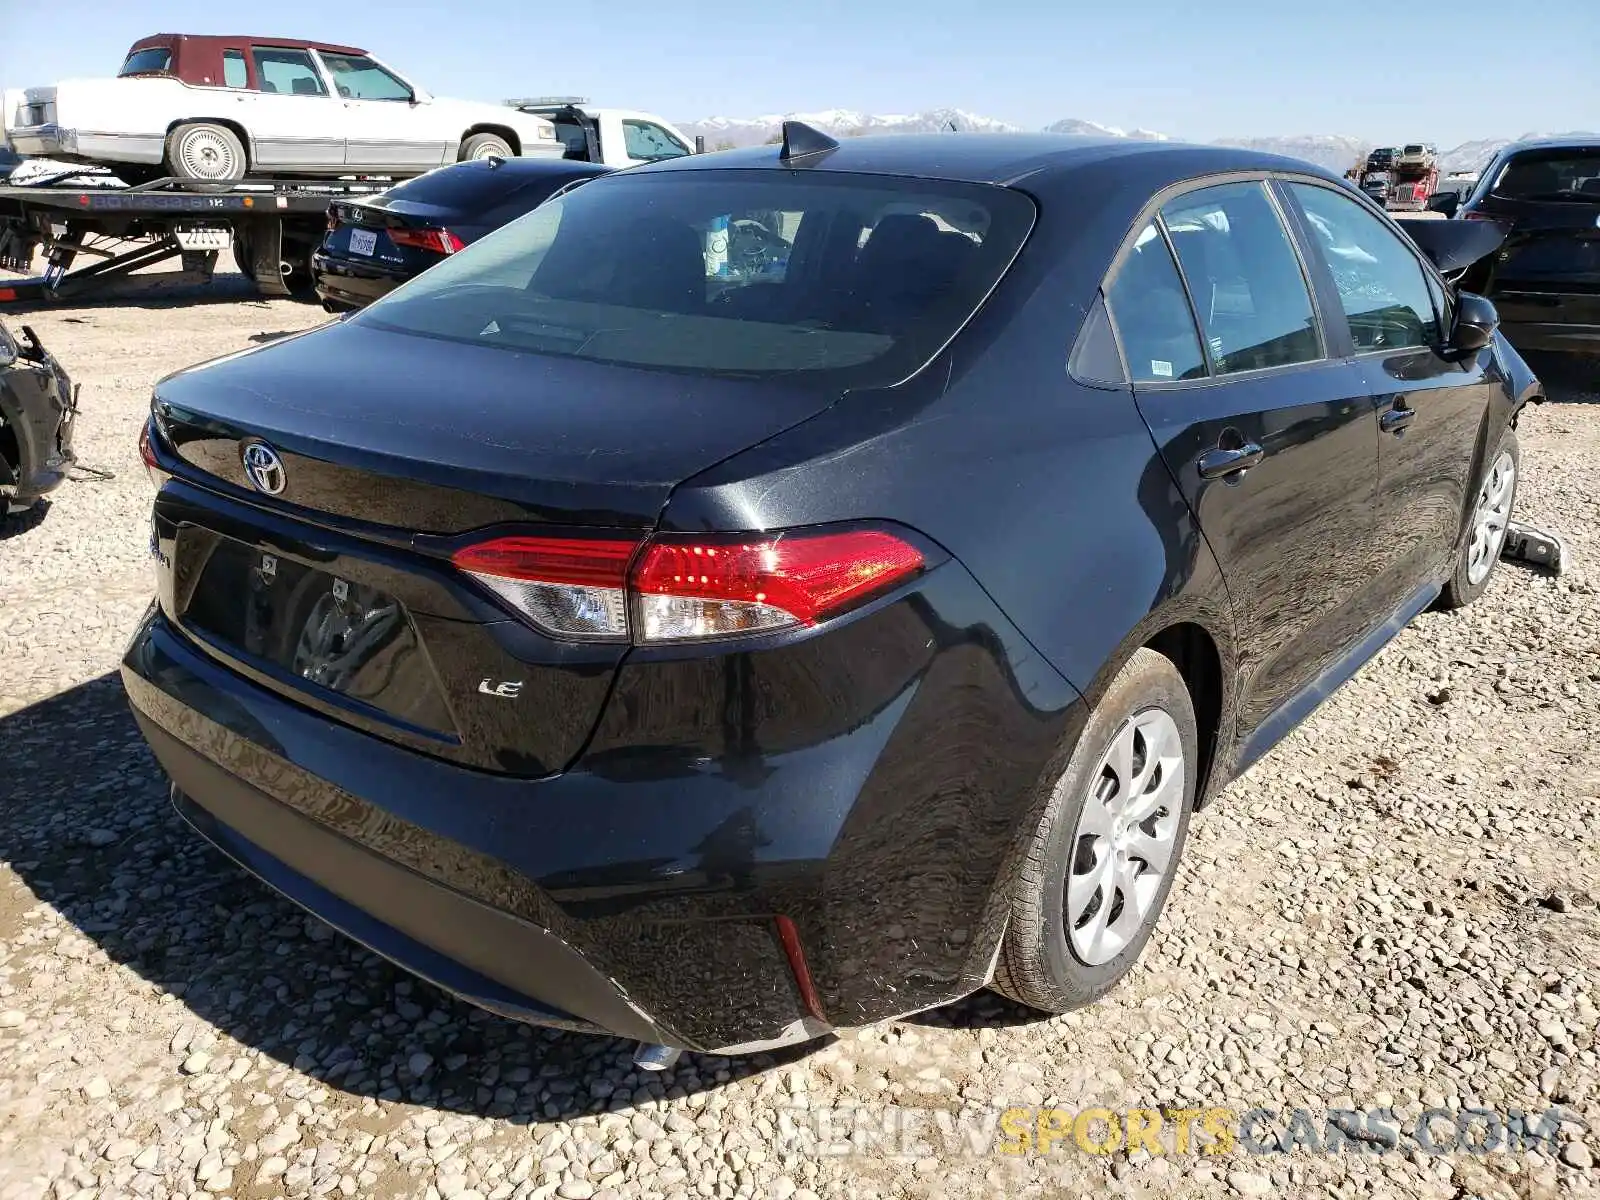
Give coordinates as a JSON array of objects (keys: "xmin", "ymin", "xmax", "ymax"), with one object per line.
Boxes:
[
  {"xmin": 147, "ymin": 318, "xmax": 843, "ymax": 775},
  {"xmin": 153, "ymin": 318, "xmax": 842, "ymax": 533}
]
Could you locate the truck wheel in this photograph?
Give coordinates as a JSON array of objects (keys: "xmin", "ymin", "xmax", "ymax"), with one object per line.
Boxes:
[
  {"xmin": 459, "ymin": 133, "xmax": 513, "ymax": 161},
  {"xmin": 165, "ymin": 123, "xmax": 246, "ymax": 182},
  {"xmin": 992, "ymin": 648, "xmax": 1198, "ymax": 1012}
]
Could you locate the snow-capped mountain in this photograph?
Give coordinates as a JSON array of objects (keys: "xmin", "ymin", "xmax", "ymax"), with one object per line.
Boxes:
[
  {"xmin": 1042, "ymin": 118, "xmax": 1167, "ymax": 141},
  {"xmin": 678, "ymin": 108, "xmax": 1597, "ymax": 178},
  {"xmin": 681, "ymin": 108, "xmax": 1019, "ymax": 148},
  {"xmin": 1209, "ymin": 134, "xmax": 1370, "ymax": 173}
]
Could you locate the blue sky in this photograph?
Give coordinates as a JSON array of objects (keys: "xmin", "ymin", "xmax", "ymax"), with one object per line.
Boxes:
[{"xmin": 3, "ymin": 0, "xmax": 1594, "ymax": 146}]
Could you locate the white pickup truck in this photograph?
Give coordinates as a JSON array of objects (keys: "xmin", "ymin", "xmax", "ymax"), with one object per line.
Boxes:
[{"xmin": 3, "ymin": 33, "xmax": 571, "ymax": 183}]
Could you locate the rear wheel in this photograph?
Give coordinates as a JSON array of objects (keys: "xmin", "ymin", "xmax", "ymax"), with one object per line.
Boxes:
[
  {"xmin": 459, "ymin": 133, "xmax": 513, "ymax": 161},
  {"xmin": 165, "ymin": 123, "xmax": 246, "ymax": 182},
  {"xmin": 1439, "ymin": 429, "xmax": 1519, "ymax": 610},
  {"xmin": 992, "ymin": 648, "xmax": 1197, "ymax": 1012}
]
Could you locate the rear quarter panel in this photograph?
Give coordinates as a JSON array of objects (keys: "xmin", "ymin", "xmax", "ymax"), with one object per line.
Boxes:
[
  {"xmin": 664, "ymin": 157, "xmax": 1240, "ymax": 772},
  {"xmin": 53, "ymin": 77, "xmax": 195, "ymax": 138}
]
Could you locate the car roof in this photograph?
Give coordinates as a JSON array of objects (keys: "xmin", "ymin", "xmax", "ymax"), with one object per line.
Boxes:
[
  {"xmin": 634, "ymin": 133, "xmax": 1342, "ymax": 190},
  {"xmin": 130, "ymin": 33, "xmax": 368, "ymax": 56},
  {"xmin": 1497, "ymin": 134, "xmax": 1600, "ymax": 154}
]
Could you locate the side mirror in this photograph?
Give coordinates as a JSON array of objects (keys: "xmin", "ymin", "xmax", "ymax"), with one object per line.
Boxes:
[
  {"xmin": 1451, "ymin": 291, "xmax": 1499, "ymax": 353},
  {"xmin": 1428, "ymin": 193, "xmax": 1461, "ymax": 218}
]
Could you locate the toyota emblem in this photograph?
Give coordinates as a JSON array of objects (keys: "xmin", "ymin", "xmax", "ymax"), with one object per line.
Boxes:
[{"xmin": 241, "ymin": 441, "xmax": 287, "ymax": 495}]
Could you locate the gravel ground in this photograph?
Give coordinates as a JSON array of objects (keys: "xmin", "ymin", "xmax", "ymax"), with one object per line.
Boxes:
[{"xmin": 1, "ymin": 280, "xmax": 1598, "ymax": 1200}]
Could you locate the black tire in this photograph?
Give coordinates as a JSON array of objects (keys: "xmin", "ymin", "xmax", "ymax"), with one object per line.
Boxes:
[
  {"xmin": 459, "ymin": 133, "xmax": 513, "ymax": 161},
  {"xmin": 992, "ymin": 647, "xmax": 1198, "ymax": 1012},
  {"xmin": 164, "ymin": 123, "xmax": 246, "ymax": 182},
  {"xmin": 1438, "ymin": 428, "xmax": 1520, "ymax": 610}
]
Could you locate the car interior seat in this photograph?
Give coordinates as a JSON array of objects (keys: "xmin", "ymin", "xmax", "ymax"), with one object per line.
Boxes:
[
  {"xmin": 291, "ymin": 77, "xmax": 321, "ymax": 96},
  {"xmin": 845, "ymin": 213, "xmax": 977, "ymax": 334}
]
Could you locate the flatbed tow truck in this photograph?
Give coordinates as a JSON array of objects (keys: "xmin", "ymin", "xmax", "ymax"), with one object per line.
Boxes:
[{"xmin": 0, "ymin": 165, "xmax": 393, "ymax": 307}]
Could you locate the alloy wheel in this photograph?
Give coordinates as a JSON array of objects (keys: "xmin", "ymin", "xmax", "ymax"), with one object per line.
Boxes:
[
  {"xmin": 179, "ymin": 129, "xmax": 241, "ymax": 180},
  {"xmin": 1466, "ymin": 449, "xmax": 1516, "ymax": 586},
  {"xmin": 1065, "ymin": 708, "xmax": 1185, "ymax": 966}
]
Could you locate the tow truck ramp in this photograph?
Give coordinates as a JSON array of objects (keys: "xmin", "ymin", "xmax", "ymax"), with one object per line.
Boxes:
[{"xmin": 0, "ymin": 173, "xmax": 391, "ymax": 307}]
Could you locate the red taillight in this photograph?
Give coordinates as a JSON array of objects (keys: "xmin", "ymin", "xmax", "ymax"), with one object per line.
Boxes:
[
  {"xmin": 632, "ymin": 530, "xmax": 924, "ymax": 642},
  {"xmin": 451, "ymin": 527, "xmax": 925, "ymax": 644},
  {"xmin": 138, "ymin": 419, "xmax": 165, "ymax": 487},
  {"xmin": 388, "ymin": 226, "xmax": 466, "ymax": 255}
]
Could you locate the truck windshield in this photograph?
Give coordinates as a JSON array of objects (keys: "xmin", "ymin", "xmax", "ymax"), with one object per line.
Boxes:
[
  {"xmin": 119, "ymin": 48, "xmax": 173, "ymax": 76},
  {"xmin": 356, "ymin": 169, "xmax": 1036, "ymax": 388}
]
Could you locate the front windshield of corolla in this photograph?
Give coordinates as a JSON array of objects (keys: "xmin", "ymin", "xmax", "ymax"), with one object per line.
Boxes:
[{"xmin": 355, "ymin": 169, "xmax": 1035, "ymax": 386}]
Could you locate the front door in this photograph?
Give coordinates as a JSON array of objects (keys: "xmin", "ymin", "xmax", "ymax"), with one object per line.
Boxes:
[
  {"xmin": 316, "ymin": 51, "xmax": 446, "ymax": 172},
  {"xmin": 1106, "ymin": 180, "xmax": 1386, "ymax": 758},
  {"xmin": 244, "ymin": 46, "xmax": 342, "ymax": 171},
  {"xmin": 1283, "ymin": 181, "xmax": 1494, "ymax": 613}
]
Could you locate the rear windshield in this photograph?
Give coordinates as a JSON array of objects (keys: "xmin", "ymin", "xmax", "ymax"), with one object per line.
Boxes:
[
  {"xmin": 382, "ymin": 161, "xmax": 605, "ymax": 211},
  {"xmin": 119, "ymin": 48, "xmax": 173, "ymax": 76},
  {"xmin": 355, "ymin": 169, "xmax": 1035, "ymax": 386},
  {"xmin": 1491, "ymin": 148, "xmax": 1600, "ymax": 202}
]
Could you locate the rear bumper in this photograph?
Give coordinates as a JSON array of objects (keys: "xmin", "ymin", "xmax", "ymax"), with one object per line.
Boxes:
[
  {"xmin": 123, "ymin": 568, "xmax": 1081, "ymax": 1049},
  {"xmin": 6, "ymin": 123, "xmax": 68, "ymax": 157},
  {"xmin": 5, "ymin": 124, "xmax": 161, "ymax": 164},
  {"xmin": 310, "ymin": 251, "xmax": 409, "ymax": 311},
  {"xmin": 1494, "ymin": 291, "xmax": 1600, "ymax": 355},
  {"xmin": 1500, "ymin": 319, "xmax": 1600, "ymax": 355}
]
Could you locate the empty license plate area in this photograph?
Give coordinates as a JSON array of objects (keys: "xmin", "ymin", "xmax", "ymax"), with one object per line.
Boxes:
[{"xmin": 174, "ymin": 526, "xmax": 456, "ymax": 736}]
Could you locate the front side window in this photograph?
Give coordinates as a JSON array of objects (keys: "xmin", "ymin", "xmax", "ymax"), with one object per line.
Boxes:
[
  {"xmin": 356, "ymin": 171, "xmax": 1035, "ymax": 388},
  {"xmin": 1160, "ymin": 181, "xmax": 1321, "ymax": 375},
  {"xmin": 1287, "ymin": 183, "xmax": 1441, "ymax": 352},
  {"xmin": 1104, "ymin": 221, "xmax": 1207, "ymax": 384},
  {"xmin": 622, "ymin": 120, "xmax": 690, "ymax": 162},
  {"xmin": 119, "ymin": 48, "xmax": 173, "ymax": 76},
  {"xmin": 222, "ymin": 50, "xmax": 248, "ymax": 89},
  {"xmin": 252, "ymin": 48, "xmax": 327, "ymax": 97},
  {"xmin": 319, "ymin": 53, "xmax": 413, "ymax": 102}
]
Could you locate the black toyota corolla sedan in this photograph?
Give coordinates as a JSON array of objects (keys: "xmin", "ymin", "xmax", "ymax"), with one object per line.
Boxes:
[
  {"xmin": 312, "ymin": 156, "xmax": 613, "ymax": 312},
  {"xmin": 125, "ymin": 127, "xmax": 1542, "ymax": 1061}
]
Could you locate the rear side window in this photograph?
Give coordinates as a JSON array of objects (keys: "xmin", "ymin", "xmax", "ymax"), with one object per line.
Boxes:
[
  {"xmin": 1287, "ymin": 183, "xmax": 1441, "ymax": 352},
  {"xmin": 1104, "ymin": 222, "xmax": 1207, "ymax": 383},
  {"xmin": 222, "ymin": 50, "xmax": 248, "ymax": 89},
  {"xmin": 1490, "ymin": 148, "xmax": 1600, "ymax": 201},
  {"xmin": 1160, "ymin": 181, "xmax": 1321, "ymax": 375},
  {"xmin": 356, "ymin": 171, "xmax": 1035, "ymax": 388},
  {"xmin": 253, "ymin": 48, "xmax": 326, "ymax": 97},
  {"xmin": 119, "ymin": 48, "xmax": 173, "ymax": 76}
]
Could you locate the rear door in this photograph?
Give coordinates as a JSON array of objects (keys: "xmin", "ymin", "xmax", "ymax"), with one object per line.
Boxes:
[
  {"xmin": 1282, "ymin": 180, "xmax": 1493, "ymax": 617},
  {"xmin": 1108, "ymin": 178, "xmax": 1387, "ymax": 751}
]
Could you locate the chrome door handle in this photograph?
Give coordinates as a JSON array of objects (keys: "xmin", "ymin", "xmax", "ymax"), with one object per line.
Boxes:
[
  {"xmin": 1197, "ymin": 442, "xmax": 1265, "ymax": 480},
  {"xmin": 1379, "ymin": 404, "xmax": 1416, "ymax": 434}
]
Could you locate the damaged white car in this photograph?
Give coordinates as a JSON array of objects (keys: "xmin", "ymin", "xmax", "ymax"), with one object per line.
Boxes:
[{"xmin": 3, "ymin": 34, "xmax": 565, "ymax": 183}]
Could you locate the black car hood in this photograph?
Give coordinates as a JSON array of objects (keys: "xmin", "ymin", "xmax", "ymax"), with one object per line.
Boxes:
[
  {"xmin": 153, "ymin": 318, "xmax": 844, "ymax": 533},
  {"xmin": 1394, "ymin": 217, "xmax": 1509, "ymax": 274}
]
